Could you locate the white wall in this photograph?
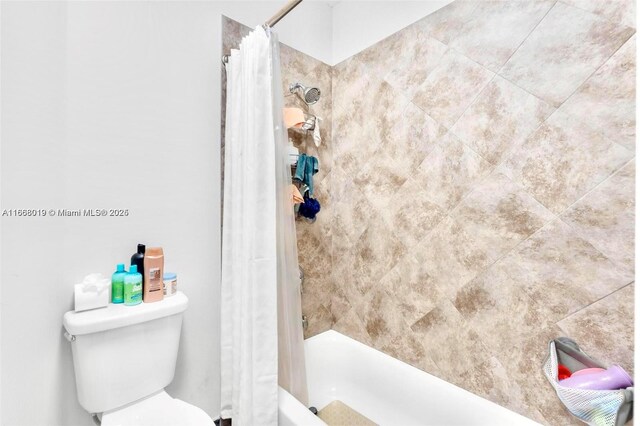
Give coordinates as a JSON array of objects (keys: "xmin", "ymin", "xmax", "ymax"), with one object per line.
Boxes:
[
  {"xmin": 0, "ymin": 2, "xmax": 230, "ymax": 424},
  {"xmin": 331, "ymin": 0, "xmax": 454, "ymax": 64}
]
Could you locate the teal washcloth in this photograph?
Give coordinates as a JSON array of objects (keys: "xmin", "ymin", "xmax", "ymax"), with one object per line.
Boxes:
[{"xmin": 294, "ymin": 154, "xmax": 319, "ymax": 196}]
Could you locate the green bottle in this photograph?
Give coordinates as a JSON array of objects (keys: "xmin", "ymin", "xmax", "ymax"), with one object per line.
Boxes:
[
  {"xmin": 111, "ymin": 263, "xmax": 126, "ymax": 303},
  {"xmin": 124, "ymin": 264, "xmax": 143, "ymax": 306}
]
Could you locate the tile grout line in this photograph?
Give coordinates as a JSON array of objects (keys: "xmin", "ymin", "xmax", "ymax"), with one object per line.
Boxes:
[
  {"xmin": 494, "ymin": 0, "xmax": 558, "ymax": 77},
  {"xmin": 557, "ymin": 0, "xmax": 637, "ymax": 29},
  {"xmin": 556, "ymin": 156, "xmax": 636, "ymax": 219},
  {"xmin": 554, "ymin": 36, "xmax": 636, "ymax": 155},
  {"xmin": 552, "ymin": 19, "xmax": 635, "ymax": 114},
  {"xmin": 445, "ymin": 0, "xmax": 558, "ymax": 161},
  {"xmin": 555, "ymin": 281, "xmax": 635, "ymax": 326}
]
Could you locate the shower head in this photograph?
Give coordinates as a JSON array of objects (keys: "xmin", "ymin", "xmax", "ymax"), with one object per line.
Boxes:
[{"xmin": 289, "ymin": 82, "xmax": 321, "ymax": 105}]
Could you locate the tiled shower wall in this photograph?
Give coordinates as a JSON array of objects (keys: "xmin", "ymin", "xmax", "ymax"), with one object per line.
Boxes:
[
  {"xmin": 328, "ymin": 1, "xmax": 635, "ymax": 424},
  {"xmin": 223, "ymin": 0, "xmax": 635, "ymax": 422}
]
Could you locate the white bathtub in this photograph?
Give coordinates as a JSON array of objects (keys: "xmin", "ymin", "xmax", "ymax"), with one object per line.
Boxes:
[{"xmin": 279, "ymin": 330, "xmax": 540, "ymax": 426}]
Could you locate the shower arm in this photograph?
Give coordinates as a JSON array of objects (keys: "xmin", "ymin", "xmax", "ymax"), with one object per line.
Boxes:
[{"xmin": 222, "ymin": 0, "xmax": 303, "ymax": 67}]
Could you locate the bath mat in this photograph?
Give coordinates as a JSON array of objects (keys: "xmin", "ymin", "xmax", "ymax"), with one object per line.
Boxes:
[{"xmin": 317, "ymin": 400, "xmax": 377, "ymax": 426}]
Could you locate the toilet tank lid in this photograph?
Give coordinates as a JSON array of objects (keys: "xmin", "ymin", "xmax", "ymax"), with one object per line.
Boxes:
[{"xmin": 63, "ymin": 292, "xmax": 188, "ymax": 336}]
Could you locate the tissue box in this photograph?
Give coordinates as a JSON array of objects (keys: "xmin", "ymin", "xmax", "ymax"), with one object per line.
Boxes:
[{"xmin": 74, "ymin": 273, "xmax": 111, "ymax": 312}]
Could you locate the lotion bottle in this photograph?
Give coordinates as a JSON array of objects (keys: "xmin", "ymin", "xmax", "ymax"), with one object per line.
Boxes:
[
  {"xmin": 143, "ymin": 247, "xmax": 164, "ymax": 303},
  {"xmin": 124, "ymin": 264, "xmax": 143, "ymax": 306}
]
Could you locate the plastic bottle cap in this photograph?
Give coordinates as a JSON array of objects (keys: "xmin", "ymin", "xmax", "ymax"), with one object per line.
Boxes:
[
  {"xmin": 116, "ymin": 264, "xmax": 125, "ymax": 272},
  {"xmin": 163, "ymin": 272, "xmax": 177, "ymax": 280},
  {"xmin": 137, "ymin": 244, "xmax": 146, "ymax": 254},
  {"xmin": 130, "ymin": 264, "xmax": 138, "ymax": 273}
]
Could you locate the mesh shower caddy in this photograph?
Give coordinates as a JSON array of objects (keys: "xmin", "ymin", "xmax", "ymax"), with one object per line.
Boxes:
[{"xmin": 543, "ymin": 337, "xmax": 633, "ymax": 426}]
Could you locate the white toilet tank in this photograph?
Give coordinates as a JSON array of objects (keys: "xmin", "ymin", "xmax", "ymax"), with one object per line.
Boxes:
[{"xmin": 63, "ymin": 292, "xmax": 188, "ymax": 414}]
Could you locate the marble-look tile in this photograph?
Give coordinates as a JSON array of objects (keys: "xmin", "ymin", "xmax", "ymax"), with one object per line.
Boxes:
[
  {"xmin": 353, "ymin": 216, "xmax": 407, "ymax": 296},
  {"xmin": 451, "ymin": 75, "xmax": 554, "ymax": 165},
  {"xmin": 330, "ymin": 232, "xmax": 362, "ymax": 304},
  {"xmin": 416, "ymin": 132, "xmax": 493, "ymax": 211},
  {"xmin": 411, "ymin": 300, "xmax": 492, "ymax": 378},
  {"xmin": 296, "ymin": 225, "xmax": 324, "ymax": 259},
  {"xmin": 327, "ymin": 282, "xmax": 351, "ymax": 325},
  {"xmin": 280, "ymin": 43, "xmax": 325, "ymax": 96},
  {"xmin": 380, "ymin": 333, "xmax": 439, "ymax": 374},
  {"xmin": 331, "ymin": 56, "xmax": 367, "ymax": 116},
  {"xmin": 333, "ymin": 307, "xmax": 373, "ymax": 346},
  {"xmin": 332, "ymin": 199, "xmax": 374, "ymax": 246},
  {"xmin": 345, "ymin": 29, "xmax": 407, "ymax": 80},
  {"xmin": 298, "ymin": 243, "xmax": 332, "ymax": 297},
  {"xmin": 301, "ymin": 276, "xmax": 330, "ymax": 316},
  {"xmin": 381, "ymin": 177, "xmax": 446, "ymax": 249},
  {"xmin": 383, "ymin": 26, "xmax": 448, "ymax": 98},
  {"xmin": 222, "ymin": 16, "xmax": 251, "ymax": 53},
  {"xmin": 379, "ymin": 251, "xmax": 446, "ymax": 326},
  {"xmin": 414, "ymin": 0, "xmax": 481, "ymax": 44},
  {"xmin": 381, "ymin": 102, "xmax": 446, "ymax": 170},
  {"xmin": 558, "ymin": 283, "xmax": 634, "ymax": 375},
  {"xmin": 354, "ymin": 285, "xmax": 410, "ymax": 349},
  {"xmin": 495, "ymin": 326, "xmax": 583, "ymax": 425},
  {"xmin": 332, "ymin": 109, "xmax": 381, "ymax": 177},
  {"xmin": 500, "ymin": 1, "xmax": 634, "ymax": 106},
  {"xmin": 560, "ymin": 35, "xmax": 636, "ymax": 152},
  {"xmin": 412, "ymin": 216, "xmax": 495, "ymax": 300},
  {"xmin": 562, "ymin": 160, "xmax": 635, "ymax": 279},
  {"xmin": 335, "ymin": 64, "xmax": 409, "ymax": 131},
  {"xmin": 450, "ymin": 173, "xmax": 555, "ymax": 262},
  {"xmin": 454, "ymin": 357, "xmax": 527, "ymax": 416},
  {"xmin": 412, "ymin": 50, "xmax": 495, "ymax": 129},
  {"xmin": 507, "ymin": 219, "xmax": 630, "ymax": 322},
  {"xmin": 331, "ymin": 177, "xmax": 375, "ymax": 245},
  {"xmin": 501, "ymin": 110, "xmax": 632, "ymax": 214},
  {"xmin": 454, "ymin": 262, "xmax": 551, "ymax": 350},
  {"xmin": 304, "ymin": 303, "xmax": 333, "ymax": 339},
  {"xmin": 450, "ymin": 0, "xmax": 555, "ymax": 72},
  {"xmin": 352, "ymin": 150, "xmax": 410, "ymax": 210},
  {"xmin": 562, "ymin": 0, "xmax": 636, "ymax": 28},
  {"xmin": 359, "ymin": 78, "xmax": 411, "ymax": 144}
]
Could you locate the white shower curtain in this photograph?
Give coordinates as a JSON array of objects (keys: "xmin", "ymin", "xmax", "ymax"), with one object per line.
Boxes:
[{"xmin": 220, "ymin": 26, "xmax": 308, "ymax": 425}]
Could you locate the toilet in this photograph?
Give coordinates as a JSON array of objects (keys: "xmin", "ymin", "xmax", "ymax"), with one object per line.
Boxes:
[{"xmin": 63, "ymin": 292, "xmax": 214, "ymax": 426}]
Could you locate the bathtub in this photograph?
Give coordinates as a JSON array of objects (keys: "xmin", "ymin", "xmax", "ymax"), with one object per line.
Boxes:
[{"xmin": 279, "ymin": 330, "xmax": 539, "ymax": 425}]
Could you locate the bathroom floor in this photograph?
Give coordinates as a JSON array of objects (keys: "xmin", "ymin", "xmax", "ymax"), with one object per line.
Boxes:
[{"xmin": 317, "ymin": 400, "xmax": 377, "ymax": 426}]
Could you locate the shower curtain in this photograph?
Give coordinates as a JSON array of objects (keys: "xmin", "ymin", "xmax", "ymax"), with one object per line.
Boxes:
[{"xmin": 220, "ymin": 26, "xmax": 308, "ymax": 425}]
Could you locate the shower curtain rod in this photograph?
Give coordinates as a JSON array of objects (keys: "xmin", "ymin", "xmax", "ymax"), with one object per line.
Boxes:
[
  {"xmin": 222, "ymin": 0, "xmax": 303, "ymax": 66},
  {"xmin": 264, "ymin": 0, "xmax": 303, "ymax": 28}
]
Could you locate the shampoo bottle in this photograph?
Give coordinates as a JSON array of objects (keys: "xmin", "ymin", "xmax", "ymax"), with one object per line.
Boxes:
[
  {"xmin": 131, "ymin": 244, "xmax": 146, "ymax": 283},
  {"xmin": 124, "ymin": 264, "xmax": 143, "ymax": 306},
  {"xmin": 111, "ymin": 263, "xmax": 126, "ymax": 304},
  {"xmin": 143, "ymin": 247, "xmax": 164, "ymax": 303}
]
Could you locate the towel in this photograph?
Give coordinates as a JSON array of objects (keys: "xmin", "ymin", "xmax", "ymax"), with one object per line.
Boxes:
[
  {"xmin": 313, "ymin": 116, "xmax": 322, "ymax": 147},
  {"xmin": 284, "ymin": 107, "xmax": 305, "ymax": 129},
  {"xmin": 294, "ymin": 154, "xmax": 319, "ymax": 196},
  {"xmin": 291, "ymin": 184, "xmax": 304, "ymax": 204}
]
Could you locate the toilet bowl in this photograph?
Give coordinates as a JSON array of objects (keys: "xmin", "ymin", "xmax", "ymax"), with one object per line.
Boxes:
[
  {"xmin": 101, "ymin": 391, "xmax": 214, "ymax": 426},
  {"xmin": 63, "ymin": 292, "xmax": 213, "ymax": 426}
]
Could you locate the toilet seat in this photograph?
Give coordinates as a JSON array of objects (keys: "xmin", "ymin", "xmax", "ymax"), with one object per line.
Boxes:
[{"xmin": 101, "ymin": 390, "xmax": 215, "ymax": 426}]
